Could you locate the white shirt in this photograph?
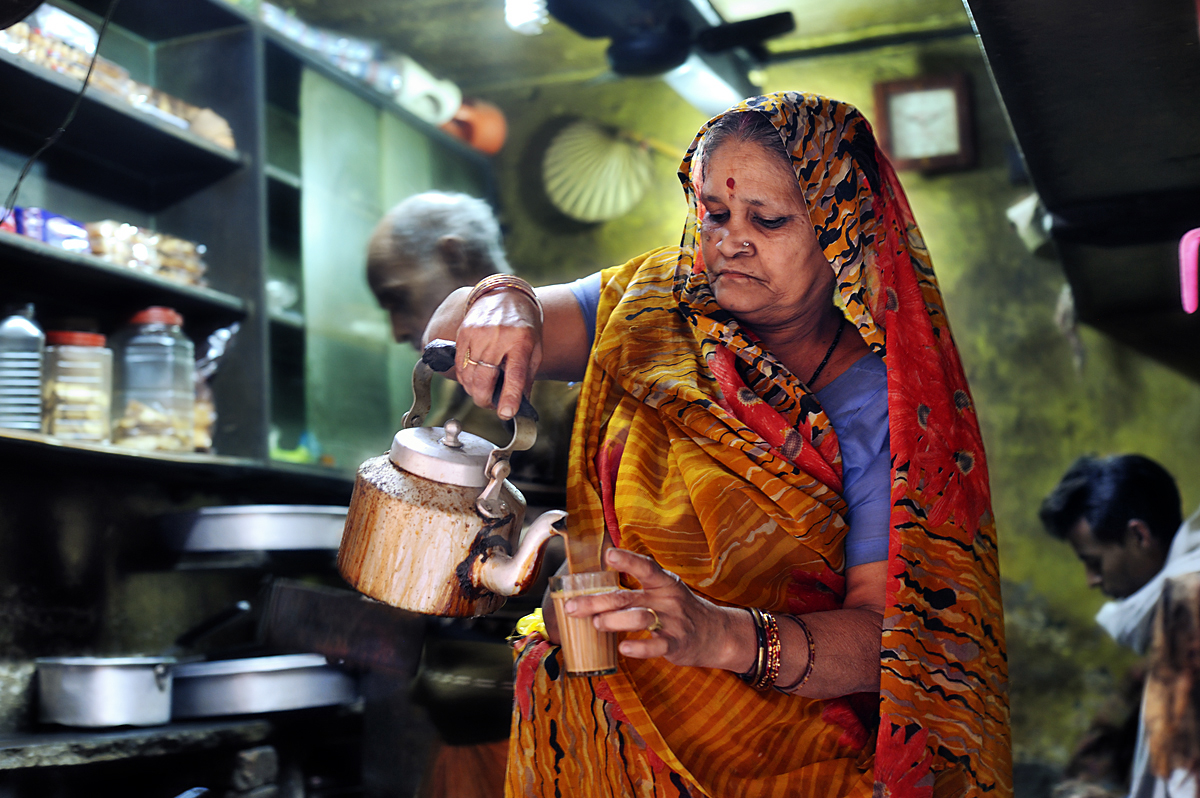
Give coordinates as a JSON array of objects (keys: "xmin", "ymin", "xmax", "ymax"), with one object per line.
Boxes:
[{"xmin": 1096, "ymin": 508, "xmax": 1200, "ymax": 798}]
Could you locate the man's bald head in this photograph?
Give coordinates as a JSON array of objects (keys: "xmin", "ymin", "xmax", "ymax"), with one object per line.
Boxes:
[{"xmin": 367, "ymin": 192, "xmax": 509, "ymax": 348}]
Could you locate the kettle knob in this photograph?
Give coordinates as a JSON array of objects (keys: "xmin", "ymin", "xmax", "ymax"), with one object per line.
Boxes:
[{"xmin": 441, "ymin": 419, "xmax": 464, "ymax": 449}]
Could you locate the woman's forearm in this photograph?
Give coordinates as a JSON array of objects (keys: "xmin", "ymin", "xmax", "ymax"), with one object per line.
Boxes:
[
  {"xmin": 774, "ymin": 607, "xmax": 883, "ymax": 698},
  {"xmin": 422, "ymin": 283, "xmax": 591, "ymax": 382},
  {"xmin": 710, "ymin": 604, "xmax": 882, "ymax": 698}
]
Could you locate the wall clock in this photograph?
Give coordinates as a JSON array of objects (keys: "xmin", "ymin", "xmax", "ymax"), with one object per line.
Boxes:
[{"xmin": 873, "ymin": 74, "xmax": 975, "ymax": 173}]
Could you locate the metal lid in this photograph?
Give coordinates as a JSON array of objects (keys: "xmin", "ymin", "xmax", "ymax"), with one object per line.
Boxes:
[
  {"xmin": 174, "ymin": 653, "xmax": 331, "ymax": 678},
  {"xmin": 388, "ymin": 419, "xmax": 495, "ymax": 488},
  {"xmin": 35, "ymin": 656, "xmax": 176, "ymax": 667}
]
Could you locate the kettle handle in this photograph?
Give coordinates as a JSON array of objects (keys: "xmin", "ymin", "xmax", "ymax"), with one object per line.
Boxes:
[
  {"xmin": 402, "ymin": 339, "xmax": 539, "ymax": 429},
  {"xmin": 402, "ymin": 340, "xmax": 538, "ymax": 519}
]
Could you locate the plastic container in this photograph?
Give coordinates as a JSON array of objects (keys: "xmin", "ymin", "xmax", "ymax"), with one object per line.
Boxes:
[
  {"xmin": 112, "ymin": 306, "xmax": 195, "ymax": 451},
  {"xmin": 0, "ymin": 304, "xmax": 45, "ymax": 431},
  {"xmin": 42, "ymin": 331, "xmax": 112, "ymax": 442}
]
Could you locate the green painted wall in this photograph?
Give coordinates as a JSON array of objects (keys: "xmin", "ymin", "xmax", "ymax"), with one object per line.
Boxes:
[{"xmin": 483, "ymin": 37, "xmax": 1200, "ymax": 769}]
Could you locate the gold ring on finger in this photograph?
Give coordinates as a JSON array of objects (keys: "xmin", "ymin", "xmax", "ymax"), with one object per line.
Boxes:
[
  {"xmin": 462, "ymin": 346, "xmax": 500, "ymax": 369},
  {"xmin": 646, "ymin": 608, "xmax": 663, "ymax": 633}
]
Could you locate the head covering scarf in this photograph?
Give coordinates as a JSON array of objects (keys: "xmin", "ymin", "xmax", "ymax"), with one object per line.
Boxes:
[{"xmin": 506, "ymin": 91, "xmax": 1010, "ymax": 798}]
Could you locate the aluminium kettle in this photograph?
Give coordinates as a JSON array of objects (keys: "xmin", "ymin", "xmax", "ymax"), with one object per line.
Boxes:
[{"xmin": 337, "ymin": 340, "xmax": 565, "ymax": 617}]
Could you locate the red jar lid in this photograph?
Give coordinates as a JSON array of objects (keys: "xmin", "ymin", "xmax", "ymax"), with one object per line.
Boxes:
[
  {"xmin": 130, "ymin": 306, "xmax": 183, "ymax": 326},
  {"xmin": 47, "ymin": 331, "xmax": 106, "ymax": 347}
]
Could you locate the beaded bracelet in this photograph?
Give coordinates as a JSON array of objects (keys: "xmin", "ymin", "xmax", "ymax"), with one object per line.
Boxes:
[
  {"xmin": 465, "ymin": 274, "xmax": 543, "ymax": 320},
  {"xmin": 738, "ymin": 608, "xmax": 782, "ymax": 691},
  {"xmin": 754, "ymin": 611, "xmax": 782, "ymax": 691},
  {"xmin": 774, "ymin": 615, "xmax": 816, "ymax": 693}
]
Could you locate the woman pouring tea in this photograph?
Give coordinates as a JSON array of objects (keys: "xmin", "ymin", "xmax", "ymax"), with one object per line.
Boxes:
[{"xmin": 425, "ymin": 92, "xmax": 1011, "ymax": 798}]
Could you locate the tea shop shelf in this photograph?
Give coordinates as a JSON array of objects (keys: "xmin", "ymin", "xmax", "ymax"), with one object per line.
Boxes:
[
  {"xmin": 0, "ymin": 427, "xmax": 256, "ymax": 471},
  {"xmin": 268, "ymin": 310, "xmax": 305, "ymax": 329},
  {"xmin": 69, "ymin": 0, "xmax": 248, "ymax": 42},
  {"xmin": 265, "ymin": 164, "xmax": 302, "ymax": 191},
  {"xmin": 0, "ymin": 230, "xmax": 246, "ymax": 331},
  {"xmin": 0, "ymin": 719, "xmax": 272, "ymax": 771},
  {"xmin": 0, "ymin": 428, "xmax": 354, "ymax": 500},
  {"xmin": 0, "ymin": 49, "xmax": 245, "ymax": 213}
]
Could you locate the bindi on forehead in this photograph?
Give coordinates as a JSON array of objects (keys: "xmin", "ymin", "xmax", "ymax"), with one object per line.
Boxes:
[{"xmin": 726, "ymin": 177, "xmax": 735, "ymax": 189}]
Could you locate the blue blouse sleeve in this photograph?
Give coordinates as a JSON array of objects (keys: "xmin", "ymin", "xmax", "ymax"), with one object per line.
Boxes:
[
  {"xmin": 815, "ymin": 355, "xmax": 891, "ymax": 568},
  {"xmin": 569, "ymin": 272, "xmax": 603, "ymax": 350}
]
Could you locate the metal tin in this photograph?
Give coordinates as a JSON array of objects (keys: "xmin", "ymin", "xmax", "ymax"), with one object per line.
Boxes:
[
  {"xmin": 161, "ymin": 505, "xmax": 348, "ymax": 552},
  {"xmin": 35, "ymin": 656, "xmax": 175, "ymax": 727},
  {"xmin": 388, "ymin": 419, "xmax": 493, "ymax": 488},
  {"xmin": 171, "ymin": 654, "xmax": 357, "ymax": 718}
]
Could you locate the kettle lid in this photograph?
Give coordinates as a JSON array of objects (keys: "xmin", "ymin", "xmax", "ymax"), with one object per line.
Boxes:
[{"xmin": 388, "ymin": 419, "xmax": 495, "ymax": 488}]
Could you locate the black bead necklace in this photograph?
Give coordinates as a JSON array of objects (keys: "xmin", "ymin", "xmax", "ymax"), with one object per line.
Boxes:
[{"xmin": 806, "ymin": 315, "xmax": 846, "ymax": 387}]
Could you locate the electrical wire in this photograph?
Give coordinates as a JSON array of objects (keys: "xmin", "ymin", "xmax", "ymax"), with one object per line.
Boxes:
[{"xmin": 0, "ymin": 0, "xmax": 122, "ymax": 228}]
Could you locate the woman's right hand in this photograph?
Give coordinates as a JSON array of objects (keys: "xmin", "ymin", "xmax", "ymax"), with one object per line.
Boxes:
[
  {"xmin": 422, "ymin": 281, "xmax": 594, "ymax": 417},
  {"xmin": 453, "ymin": 289, "xmax": 544, "ymax": 420}
]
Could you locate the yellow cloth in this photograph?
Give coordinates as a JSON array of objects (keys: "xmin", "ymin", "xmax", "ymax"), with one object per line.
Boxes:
[
  {"xmin": 514, "ymin": 609, "xmax": 546, "ymax": 639},
  {"xmin": 506, "ymin": 252, "xmax": 875, "ymax": 798}
]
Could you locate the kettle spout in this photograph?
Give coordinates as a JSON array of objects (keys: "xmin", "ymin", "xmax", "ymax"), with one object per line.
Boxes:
[{"xmin": 474, "ymin": 510, "xmax": 567, "ymax": 597}]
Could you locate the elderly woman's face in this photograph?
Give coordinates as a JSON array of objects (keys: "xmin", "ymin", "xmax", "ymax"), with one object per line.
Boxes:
[{"xmin": 698, "ymin": 139, "xmax": 833, "ymax": 328}]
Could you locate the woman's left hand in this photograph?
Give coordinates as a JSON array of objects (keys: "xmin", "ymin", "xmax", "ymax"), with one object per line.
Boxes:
[{"xmin": 562, "ymin": 548, "xmax": 755, "ymax": 672}]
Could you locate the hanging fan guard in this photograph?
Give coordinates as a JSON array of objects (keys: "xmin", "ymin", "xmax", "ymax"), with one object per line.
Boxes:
[{"xmin": 541, "ymin": 119, "xmax": 658, "ymax": 223}]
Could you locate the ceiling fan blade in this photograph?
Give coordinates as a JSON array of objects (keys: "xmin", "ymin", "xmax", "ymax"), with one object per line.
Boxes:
[{"xmin": 695, "ymin": 11, "xmax": 795, "ymax": 54}]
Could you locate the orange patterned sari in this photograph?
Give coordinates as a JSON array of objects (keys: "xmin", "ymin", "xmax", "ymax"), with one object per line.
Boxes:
[{"xmin": 506, "ymin": 92, "xmax": 1011, "ymax": 798}]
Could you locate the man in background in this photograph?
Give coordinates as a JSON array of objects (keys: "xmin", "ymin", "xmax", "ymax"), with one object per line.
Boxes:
[
  {"xmin": 368, "ymin": 192, "xmax": 510, "ymax": 350},
  {"xmin": 1040, "ymin": 454, "xmax": 1200, "ymax": 798}
]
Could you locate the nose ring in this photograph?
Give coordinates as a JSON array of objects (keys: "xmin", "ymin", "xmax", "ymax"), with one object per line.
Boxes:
[{"xmin": 742, "ymin": 241, "xmax": 750, "ymax": 247}]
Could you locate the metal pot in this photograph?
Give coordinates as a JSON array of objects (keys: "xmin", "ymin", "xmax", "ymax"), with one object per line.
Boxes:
[
  {"xmin": 171, "ymin": 654, "xmax": 357, "ymax": 719},
  {"xmin": 161, "ymin": 505, "xmax": 347, "ymax": 552},
  {"xmin": 35, "ymin": 657, "xmax": 175, "ymax": 727}
]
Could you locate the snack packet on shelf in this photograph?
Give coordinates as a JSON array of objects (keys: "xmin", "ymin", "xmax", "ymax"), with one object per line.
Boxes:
[
  {"xmin": 128, "ymin": 82, "xmax": 189, "ymax": 129},
  {"xmin": 27, "ymin": 5, "xmax": 97, "ymax": 55},
  {"xmin": 193, "ymin": 323, "xmax": 239, "ymax": 452},
  {"xmin": 0, "ymin": 22, "xmax": 30, "ymax": 56},
  {"xmin": 42, "ymin": 212, "xmax": 90, "ymax": 254},
  {"xmin": 185, "ymin": 107, "xmax": 236, "ymax": 150},
  {"xmin": 87, "ymin": 221, "xmax": 209, "ymax": 287}
]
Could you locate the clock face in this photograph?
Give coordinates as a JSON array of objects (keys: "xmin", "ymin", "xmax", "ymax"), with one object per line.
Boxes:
[{"xmin": 888, "ymin": 88, "xmax": 960, "ymax": 161}]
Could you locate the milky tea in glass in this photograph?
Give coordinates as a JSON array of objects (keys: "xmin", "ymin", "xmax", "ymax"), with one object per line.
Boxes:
[{"xmin": 550, "ymin": 571, "xmax": 620, "ymax": 676}]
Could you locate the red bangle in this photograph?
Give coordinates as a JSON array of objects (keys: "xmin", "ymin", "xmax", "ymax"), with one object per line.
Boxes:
[{"xmin": 465, "ymin": 274, "xmax": 543, "ymax": 320}]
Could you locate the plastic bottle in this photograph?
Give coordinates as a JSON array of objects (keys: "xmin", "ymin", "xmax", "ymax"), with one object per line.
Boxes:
[
  {"xmin": 112, "ymin": 306, "xmax": 195, "ymax": 451},
  {"xmin": 42, "ymin": 331, "xmax": 112, "ymax": 442},
  {"xmin": 0, "ymin": 304, "xmax": 45, "ymax": 431}
]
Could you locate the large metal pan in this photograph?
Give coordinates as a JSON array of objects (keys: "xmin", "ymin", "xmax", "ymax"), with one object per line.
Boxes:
[
  {"xmin": 161, "ymin": 505, "xmax": 347, "ymax": 552},
  {"xmin": 35, "ymin": 656, "xmax": 175, "ymax": 727},
  {"xmin": 171, "ymin": 654, "xmax": 357, "ymax": 719}
]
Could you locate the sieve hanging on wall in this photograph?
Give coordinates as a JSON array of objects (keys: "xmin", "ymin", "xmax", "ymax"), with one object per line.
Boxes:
[{"xmin": 541, "ymin": 119, "xmax": 659, "ymax": 224}]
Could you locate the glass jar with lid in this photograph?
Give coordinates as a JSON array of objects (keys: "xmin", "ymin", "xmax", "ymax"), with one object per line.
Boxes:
[
  {"xmin": 42, "ymin": 331, "xmax": 113, "ymax": 442},
  {"xmin": 112, "ymin": 306, "xmax": 195, "ymax": 451}
]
